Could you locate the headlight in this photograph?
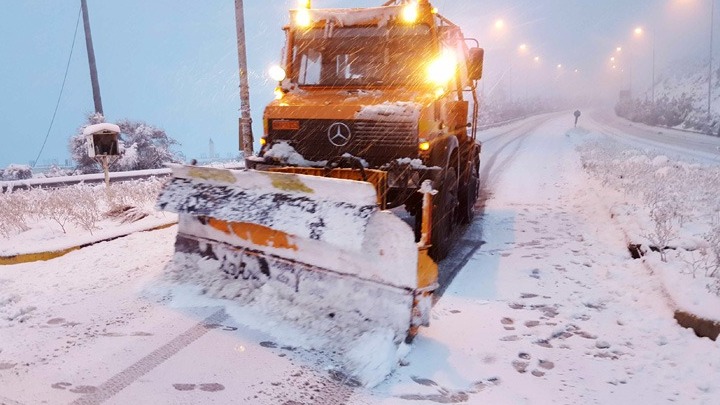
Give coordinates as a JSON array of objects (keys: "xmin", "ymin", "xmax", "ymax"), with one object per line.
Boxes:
[
  {"xmin": 269, "ymin": 65, "xmax": 286, "ymax": 82},
  {"xmin": 426, "ymin": 48, "xmax": 458, "ymax": 85},
  {"xmin": 401, "ymin": 2, "xmax": 418, "ymax": 23},
  {"xmin": 295, "ymin": 8, "xmax": 311, "ymax": 27}
]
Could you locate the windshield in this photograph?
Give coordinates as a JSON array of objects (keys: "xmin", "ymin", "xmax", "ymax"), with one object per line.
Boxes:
[{"xmin": 291, "ymin": 25, "xmax": 433, "ymax": 87}]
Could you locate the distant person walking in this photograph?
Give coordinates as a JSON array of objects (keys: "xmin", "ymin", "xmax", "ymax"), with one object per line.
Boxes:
[{"xmin": 573, "ymin": 110, "xmax": 581, "ymax": 127}]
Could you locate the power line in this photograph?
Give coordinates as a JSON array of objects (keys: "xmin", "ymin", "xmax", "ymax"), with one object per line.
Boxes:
[{"xmin": 32, "ymin": 5, "xmax": 82, "ymax": 168}]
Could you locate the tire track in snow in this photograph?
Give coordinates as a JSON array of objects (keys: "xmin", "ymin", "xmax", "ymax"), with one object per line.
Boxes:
[
  {"xmin": 436, "ymin": 114, "xmax": 556, "ymax": 298},
  {"xmin": 477, "ymin": 114, "xmax": 555, "ymax": 204},
  {"xmin": 68, "ymin": 309, "xmax": 228, "ymax": 405}
]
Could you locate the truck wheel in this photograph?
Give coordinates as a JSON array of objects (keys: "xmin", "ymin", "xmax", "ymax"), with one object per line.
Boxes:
[
  {"xmin": 458, "ymin": 155, "xmax": 480, "ymax": 224},
  {"xmin": 429, "ymin": 169, "xmax": 458, "ymax": 261}
]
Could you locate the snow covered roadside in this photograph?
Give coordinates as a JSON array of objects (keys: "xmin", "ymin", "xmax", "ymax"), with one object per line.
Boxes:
[
  {"xmin": 350, "ymin": 115, "xmax": 720, "ymax": 403},
  {"xmin": 0, "ymin": 114, "xmax": 719, "ymax": 403},
  {"xmin": 0, "ymin": 178, "xmax": 177, "ymax": 257},
  {"xmin": 578, "ymin": 136, "xmax": 720, "ymax": 325}
]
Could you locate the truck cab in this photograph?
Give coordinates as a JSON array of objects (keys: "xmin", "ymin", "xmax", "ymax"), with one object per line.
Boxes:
[{"xmin": 249, "ymin": 0, "xmax": 484, "ymax": 260}]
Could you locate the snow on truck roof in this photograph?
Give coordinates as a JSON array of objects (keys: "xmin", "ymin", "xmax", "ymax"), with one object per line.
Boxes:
[
  {"xmin": 82, "ymin": 123, "xmax": 121, "ymax": 135},
  {"xmin": 290, "ymin": 5, "xmax": 402, "ymax": 28}
]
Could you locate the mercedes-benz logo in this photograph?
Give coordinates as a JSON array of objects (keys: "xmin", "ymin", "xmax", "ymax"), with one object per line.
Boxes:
[{"xmin": 327, "ymin": 122, "xmax": 352, "ymax": 147}]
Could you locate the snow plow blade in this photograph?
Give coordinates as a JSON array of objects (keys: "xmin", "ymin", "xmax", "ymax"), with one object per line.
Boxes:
[{"xmin": 156, "ymin": 164, "xmax": 438, "ymax": 345}]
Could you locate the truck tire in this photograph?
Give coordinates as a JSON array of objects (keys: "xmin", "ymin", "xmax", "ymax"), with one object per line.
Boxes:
[
  {"xmin": 458, "ymin": 153, "xmax": 480, "ymax": 224},
  {"xmin": 429, "ymin": 169, "xmax": 458, "ymax": 261}
]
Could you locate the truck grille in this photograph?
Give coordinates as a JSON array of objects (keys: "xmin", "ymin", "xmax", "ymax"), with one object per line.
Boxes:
[{"xmin": 268, "ymin": 119, "xmax": 418, "ymax": 167}]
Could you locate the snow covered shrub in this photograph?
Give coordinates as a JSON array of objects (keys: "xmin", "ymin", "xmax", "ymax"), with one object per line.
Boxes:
[
  {"xmin": 68, "ymin": 113, "xmax": 105, "ymax": 174},
  {"xmin": 0, "ymin": 191, "xmax": 31, "ymax": 237},
  {"xmin": 115, "ymin": 120, "xmax": 182, "ymax": 170},
  {"xmin": 65, "ymin": 184, "xmax": 102, "ymax": 234},
  {"xmin": 103, "ymin": 177, "xmax": 165, "ymax": 223},
  {"xmin": 40, "ymin": 165, "xmax": 73, "ymax": 179},
  {"xmin": 69, "ymin": 114, "xmax": 182, "ymax": 174},
  {"xmin": 643, "ymin": 198, "xmax": 678, "ymax": 262},
  {"xmin": 578, "ymin": 138, "xmax": 720, "ymax": 294},
  {"xmin": 615, "ymin": 94, "xmax": 717, "ymax": 135},
  {"xmin": 705, "ymin": 218, "xmax": 720, "ymax": 279},
  {"xmin": 104, "ymin": 177, "xmax": 164, "ymax": 209},
  {"xmin": 34, "ymin": 188, "xmax": 74, "ymax": 233},
  {"xmin": 1, "ymin": 164, "xmax": 32, "ymax": 180},
  {"xmin": 707, "ymin": 219, "xmax": 720, "ymax": 296}
]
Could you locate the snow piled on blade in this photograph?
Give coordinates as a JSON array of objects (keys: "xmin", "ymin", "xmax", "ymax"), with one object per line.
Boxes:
[
  {"xmin": 343, "ymin": 330, "xmax": 412, "ymax": 387},
  {"xmin": 156, "ymin": 166, "xmax": 378, "ymax": 252},
  {"xmin": 157, "ymin": 247, "xmax": 415, "ymax": 387},
  {"xmin": 154, "ymin": 164, "xmax": 422, "ymax": 386}
]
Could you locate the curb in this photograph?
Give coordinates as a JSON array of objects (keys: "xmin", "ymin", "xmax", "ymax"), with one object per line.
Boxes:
[
  {"xmin": 592, "ymin": 178, "xmax": 720, "ymax": 342},
  {"xmin": 674, "ymin": 310, "xmax": 720, "ymax": 341},
  {"xmin": 0, "ymin": 222, "xmax": 177, "ymax": 266}
]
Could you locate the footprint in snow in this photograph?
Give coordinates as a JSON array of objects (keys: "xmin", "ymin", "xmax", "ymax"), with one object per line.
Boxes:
[
  {"xmin": 512, "ymin": 353, "xmax": 555, "ymax": 377},
  {"xmin": 172, "ymin": 383, "xmax": 225, "ymax": 392},
  {"xmin": 50, "ymin": 382, "xmax": 98, "ymax": 394}
]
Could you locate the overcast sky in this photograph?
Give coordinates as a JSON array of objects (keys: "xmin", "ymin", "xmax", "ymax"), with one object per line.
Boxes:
[{"xmin": 1, "ymin": 0, "xmax": 717, "ymax": 168}]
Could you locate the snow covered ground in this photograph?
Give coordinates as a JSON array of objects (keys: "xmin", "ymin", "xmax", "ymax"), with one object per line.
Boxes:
[{"xmin": 1, "ymin": 112, "xmax": 719, "ymax": 404}]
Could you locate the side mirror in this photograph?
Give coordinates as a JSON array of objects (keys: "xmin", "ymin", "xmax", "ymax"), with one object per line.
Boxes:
[{"xmin": 468, "ymin": 47, "xmax": 484, "ymax": 81}]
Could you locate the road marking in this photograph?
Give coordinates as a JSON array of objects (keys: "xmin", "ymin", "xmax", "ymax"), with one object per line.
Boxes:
[{"xmin": 69, "ymin": 309, "xmax": 227, "ymax": 405}]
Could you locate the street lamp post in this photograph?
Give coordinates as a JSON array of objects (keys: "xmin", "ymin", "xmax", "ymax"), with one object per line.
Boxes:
[{"xmin": 634, "ymin": 26, "xmax": 655, "ymax": 103}]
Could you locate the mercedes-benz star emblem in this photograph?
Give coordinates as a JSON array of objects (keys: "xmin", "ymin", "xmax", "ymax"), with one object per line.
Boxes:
[{"xmin": 327, "ymin": 122, "xmax": 352, "ymax": 147}]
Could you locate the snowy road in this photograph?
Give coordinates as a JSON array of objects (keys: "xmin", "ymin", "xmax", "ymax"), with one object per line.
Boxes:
[
  {"xmin": 587, "ymin": 109, "xmax": 720, "ymax": 164},
  {"xmin": 1, "ymin": 113, "xmax": 719, "ymax": 404}
]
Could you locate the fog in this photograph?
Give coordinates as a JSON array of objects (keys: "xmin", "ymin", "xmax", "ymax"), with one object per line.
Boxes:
[{"xmin": 0, "ymin": 0, "xmax": 717, "ymax": 167}]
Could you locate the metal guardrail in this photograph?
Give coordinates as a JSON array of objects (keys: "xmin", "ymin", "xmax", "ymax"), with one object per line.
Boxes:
[
  {"xmin": 1, "ymin": 161, "xmax": 247, "ymax": 192},
  {"xmin": 0, "ymin": 168, "xmax": 173, "ymax": 192}
]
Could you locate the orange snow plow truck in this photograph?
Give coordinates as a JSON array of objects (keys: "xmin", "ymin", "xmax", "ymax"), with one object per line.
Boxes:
[{"xmin": 157, "ymin": 0, "xmax": 483, "ymax": 345}]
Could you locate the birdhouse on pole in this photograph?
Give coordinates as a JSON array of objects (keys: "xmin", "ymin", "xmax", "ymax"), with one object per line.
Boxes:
[{"xmin": 83, "ymin": 123, "xmax": 120, "ymax": 186}]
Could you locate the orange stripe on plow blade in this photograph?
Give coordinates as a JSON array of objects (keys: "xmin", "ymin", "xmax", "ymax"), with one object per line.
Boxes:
[{"xmin": 207, "ymin": 218, "xmax": 299, "ymax": 251}]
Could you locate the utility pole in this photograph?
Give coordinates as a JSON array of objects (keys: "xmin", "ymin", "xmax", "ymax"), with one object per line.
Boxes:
[
  {"xmin": 235, "ymin": 0, "xmax": 253, "ymax": 157},
  {"xmin": 81, "ymin": 0, "xmax": 103, "ymax": 116}
]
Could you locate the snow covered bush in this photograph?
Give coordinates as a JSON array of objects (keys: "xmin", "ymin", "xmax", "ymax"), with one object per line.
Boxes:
[
  {"xmin": 578, "ymin": 139, "xmax": 720, "ymax": 296},
  {"xmin": 65, "ymin": 184, "xmax": 103, "ymax": 234},
  {"xmin": 643, "ymin": 196, "xmax": 679, "ymax": 262},
  {"xmin": 69, "ymin": 113, "xmax": 183, "ymax": 174},
  {"xmin": 103, "ymin": 177, "xmax": 165, "ymax": 223},
  {"xmin": 33, "ymin": 188, "xmax": 74, "ymax": 233},
  {"xmin": 0, "ymin": 178, "xmax": 167, "ymax": 239},
  {"xmin": 1, "ymin": 164, "xmax": 33, "ymax": 180},
  {"xmin": 615, "ymin": 94, "xmax": 719, "ymax": 136},
  {"xmin": 35, "ymin": 165, "xmax": 74, "ymax": 179},
  {"xmin": 0, "ymin": 192, "xmax": 31, "ymax": 237},
  {"xmin": 115, "ymin": 119, "xmax": 182, "ymax": 170}
]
